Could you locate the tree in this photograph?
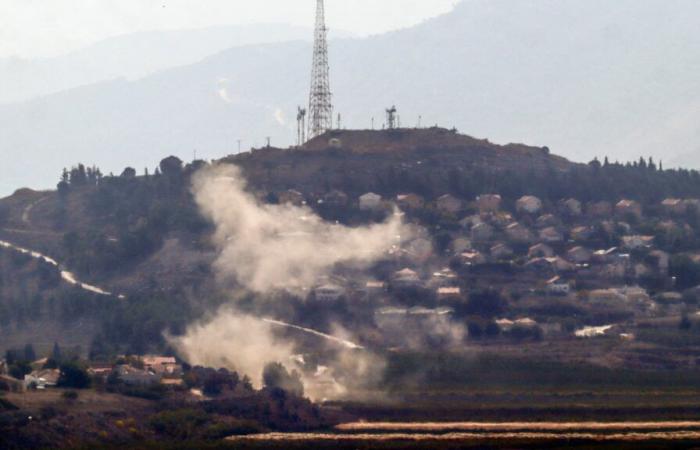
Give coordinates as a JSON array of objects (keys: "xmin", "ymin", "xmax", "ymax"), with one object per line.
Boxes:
[
  {"xmin": 121, "ymin": 167, "xmax": 137, "ymax": 178},
  {"xmin": 262, "ymin": 362, "xmax": 304, "ymax": 397},
  {"xmin": 51, "ymin": 342, "xmax": 62, "ymax": 361},
  {"xmin": 57, "ymin": 362, "xmax": 91, "ymax": 389},
  {"xmin": 159, "ymin": 156, "xmax": 183, "ymax": 177},
  {"xmin": 23, "ymin": 344, "xmax": 36, "ymax": 362}
]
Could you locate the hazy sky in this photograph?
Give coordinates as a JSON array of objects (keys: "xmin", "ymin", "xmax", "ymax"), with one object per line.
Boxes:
[{"xmin": 1, "ymin": 0, "xmax": 458, "ymax": 59}]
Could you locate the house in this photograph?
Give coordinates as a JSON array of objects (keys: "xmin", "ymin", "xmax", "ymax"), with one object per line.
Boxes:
[
  {"xmin": 546, "ymin": 276, "xmax": 571, "ymax": 296},
  {"xmin": 476, "ymin": 194, "xmax": 502, "ymax": 213},
  {"xmin": 459, "ymin": 214, "xmax": 483, "ymax": 229},
  {"xmin": 506, "ymin": 222, "xmax": 533, "ymax": 244},
  {"xmin": 648, "ymin": 250, "xmax": 670, "ymax": 274},
  {"xmin": 491, "ymin": 212, "xmax": 515, "ymax": 228},
  {"xmin": 661, "ymin": 198, "xmax": 686, "ymax": 215},
  {"xmin": 495, "ymin": 319, "xmax": 515, "ymax": 332},
  {"xmin": 516, "ymin": 196, "xmax": 543, "ymax": 214},
  {"xmin": 407, "ymin": 238, "xmax": 433, "ymax": 260},
  {"xmin": 586, "ymin": 201, "xmax": 613, "ymax": 217},
  {"xmin": 323, "ymin": 190, "xmax": 348, "ymax": 207},
  {"xmin": 622, "ymin": 235, "xmax": 655, "ymax": 250},
  {"xmin": 560, "ymin": 198, "xmax": 582, "ymax": 216},
  {"xmin": 539, "ymin": 226, "xmax": 564, "ymax": 243},
  {"xmin": 88, "ymin": 364, "xmax": 114, "ymax": 378},
  {"xmin": 116, "ymin": 365, "xmax": 161, "ymax": 386},
  {"xmin": 450, "ymin": 238, "xmax": 472, "ymax": 255},
  {"xmin": 396, "ymin": 193, "xmax": 424, "ymax": 210},
  {"xmin": 525, "ymin": 257, "xmax": 574, "ymax": 274},
  {"xmin": 567, "ymin": 246, "xmax": 593, "ymax": 264},
  {"xmin": 392, "ymin": 268, "xmax": 422, "ymax": 288},
  {"xmin": 588, "ymin": 289, "xmax": 627, "ymax": 303},
  {"xmin": 359, "ymin": 192, "xmax": 383, "ymax": 211},
  {"xmin": 460, "ymin": 250, "xmax": 486, "ymax": 266},
  {"xmin": 616, "ymin": 199, "xmax": 642, "ymax": 219},
  {"xmin": 490, "ymin": 243, "xmax": 514, "ymax": 260},
  {"xmin": 436, "ymin": 194, "xmax": 463, "ymax": 214},
  {"xmin": 536, "ymin": 214, "xmax": 559, "ymax": 229},
  {"xmin": 471, "ymin": 222, "xmax": 494, "ymax": 242},
  {"xmin": 23, "ymin": 369, "xmax": 60, "ymax": 390},
  {"xmin": 592, "ymin": 247, "xmax": 620, "ymax": 263},
  {"xmin": 314, "ymin": 284, "xmax": 345, "ymax": 302},
  {"xmin": 431, "ymin": 267, "xmax": 458, "ymax": 285},
  {"xmin": 142, "ymin": 356, "xmax": 181, "ymax": 376},
  {"xmin": 278, "ymin": 189, "xmax": 305, "ymax": 206},
  {"xmin": 437, "ymin": 286, "xmax": 462, "ymax": 301},
  {"xmin": 529, "ymin": 243, "xmax": 555, "ymax": 258},
  {"xmin": 571, "ymin": 226, "xmax": 594, "ymax": 242}
]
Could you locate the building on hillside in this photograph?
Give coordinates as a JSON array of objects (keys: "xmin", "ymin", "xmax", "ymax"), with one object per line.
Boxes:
[
  {"xmin": 661, "ymin": 198, "xmax": 686, "ymax": 215},
  {"xmin": 506, "ymin": 222, "xmax": 533, "ymax": 244},
  {"xmin": 115, "ymin": 365, "xmax": 161, "ymax": 386},
  {"xmin": 571, "ymin": 226, "xmax": 594, "ymax": 242},
  {"xmin": 392, "ymin": 268, "xmax": 422, "ymax": 289},
  {"xmin": 490, "ymin": 243, "xmax": 514, "ymax": 260},
  {"xmin": 621, "ymin": 235, "xmax": 655, "ymax": 250},
  {"xmin": 278, "ymin": 189, "xmax": 305, "ymax": 206},
  {"xmin": 436, "ymin": 194, "xmax": 463, "ymax": 215},
  {"xmin": 516, "ymin": 196, "xmax": 543, "ymax": 214},
  {"xmin": 460, "ymin": 250, "xmax": 486, "ymax": 266},
  {"xmin": 323, "ymin": 190, "xmax": 349, "ymax": 207},
  {"xmin": 529, "ymin": 243, "xmax": 555, "ymax": 258},
  {"xmin": 142, "ymin": 356, "xmax": 181, "ymax": 376},
  {"xmin": 471, "ymin": 222, "xmax": 494, "ymax": 242},
  {"xmin": 616, "ymin": 199, "xmax": 643, "ymax": 219},
  {"xmin": 546, "ymin": 276, "xmax": 571, "ymax": 296},
  {"xmin": 314, "ymin": 284, "xmax": 346, "ymax": 302},
  {"xmin": 648, "ymin": 250, "xmax": 670, "ymax": 274},
  {"xmin": 536, "ymin": 214, "xmax": 559, "ymax": 229},
  {"xmin": 437, "ymin": 286, "xmax": 462, "ymax": 302},
  {"xmin": 586, "ymin": 201, "xmax": 613, "ymax": 217},
  {"xmin": 23, "ymin": 369, "xmax": 60, "ymax": 390},
  {"xmin": 560, "ymin": 198, "xmax": 582, "ymax": 216},
  {"xmin": 396, "ymin": 193, "xmax": 425, "ymax": 210},
  {"xmin": 539, "ymin": 226, "xmax": 564, "ymax": 243},
  {"xmin": 567, "ymin": 246, "xmax": 593, "ymax": 264},
  {"xmin": 359, "ymin": 192, "xmax": 383, "ymax": 210},
  {"xmin": 476, "ymin": 194, "xmax": 502, "ymax": 213}
]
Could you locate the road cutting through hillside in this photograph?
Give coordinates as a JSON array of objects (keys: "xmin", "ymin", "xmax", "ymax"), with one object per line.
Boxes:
[{"xmin": 0, "ymin": 239, "xmax": 125, "ymax": 299}]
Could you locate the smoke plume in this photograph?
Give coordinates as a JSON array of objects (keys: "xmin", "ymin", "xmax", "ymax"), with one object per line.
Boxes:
[{"xmin": 191, "ymin": 164, "xmax": 411, "ymax": 294}]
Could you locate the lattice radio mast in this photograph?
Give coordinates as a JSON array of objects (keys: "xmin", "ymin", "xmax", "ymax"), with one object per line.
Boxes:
[{"xmin": 307, "ymin": 0, "xmax": 333, "ymax": 140}]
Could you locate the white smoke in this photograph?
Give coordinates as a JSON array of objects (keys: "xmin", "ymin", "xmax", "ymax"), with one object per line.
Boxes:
[
  {"xmin": 172, "ymin": 163, "xmax": 416, "ymax": 399},
  {"xmin": 192, "ymin": 164, "xmax": 411, "ymax": 294}
]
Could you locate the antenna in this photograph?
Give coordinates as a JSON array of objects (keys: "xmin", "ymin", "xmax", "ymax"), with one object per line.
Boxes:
[
  {"xmin": 307, "ymin": 0, "xmax": 333, "ymax": 140},
  {"xmin": 337, "ymin": 113, "xmax": 342, "ymax": 130},
  {"xmin": 296, "ymin": 106, "xmax": 307, "ymax": 146},
  {"xmin": 237, "ymin": 139, "xmax": 242, "ymax": 153},
  {"xmin": 266, "ymin": 137, "xmax": 271, "ymax": 148},
  {"xmin": 371, "ymin": 117, "xmax": 375, "ymax": 130},
  {"xmin": 386, "ymin": 105, "xmax": 397, "ymax": 130},
  {"xmin": 417, "ymin": 115, "xmax": 422, "ymax": 128}
]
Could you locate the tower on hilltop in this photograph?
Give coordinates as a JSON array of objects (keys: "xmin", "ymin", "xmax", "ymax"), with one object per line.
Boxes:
[{"xmin": 307, "ymin": 0, "xmax": 333, "ymax": 140}]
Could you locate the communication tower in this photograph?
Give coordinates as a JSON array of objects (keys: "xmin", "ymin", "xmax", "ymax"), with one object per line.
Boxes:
[{"xmin": 307, "ymin": 0, "xmax": 333, "ymax": 140}]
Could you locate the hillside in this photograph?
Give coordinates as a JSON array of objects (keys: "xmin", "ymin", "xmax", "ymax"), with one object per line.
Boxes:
[
  {"xmin": 1, "ymin": 131, "xmax": 700, "ymax": 364},
  {"xmin": 2, "ymin": 0, "xmax": 700, "ymax": 195}
]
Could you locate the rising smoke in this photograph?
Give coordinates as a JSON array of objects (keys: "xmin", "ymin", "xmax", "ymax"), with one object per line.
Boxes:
[
  {"xmin": 191, "ymin": 164, "xmax": 410, "ymax": 294},
  {"xmin": 171, "ymin": 163, "xmax": 414, "ymax": 398}
]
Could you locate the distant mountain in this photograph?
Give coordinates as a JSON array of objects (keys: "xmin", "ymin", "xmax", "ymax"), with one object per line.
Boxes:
[
  {"xmin": 2, "ymin": 0, "xmax": 700, "ymax": 196},
  {"xmin": 0, "ymin": 23, "xmax": 322, "ymax": 105}
]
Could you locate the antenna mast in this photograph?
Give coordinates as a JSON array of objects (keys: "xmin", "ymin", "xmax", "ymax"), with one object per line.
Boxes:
[
  {"xmin": 308, "ymin": 0, "xmax": 333, "ymax": 140},
  {"xmin": 296, "ymin": 106, "xmax": 307, "ymax": 146}
]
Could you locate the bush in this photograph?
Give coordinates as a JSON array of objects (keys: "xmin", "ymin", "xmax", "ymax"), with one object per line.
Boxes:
[
  {"xmin": 262, "ymin": 362, "xmax": 304, "ymax": 397},
  {"xmin": 57, "ymin": 363, "xmax": 91, "ymax": 389},
  {"xmin": 61, "ymin": 391, "xmax": 78, "ymax": 401}
]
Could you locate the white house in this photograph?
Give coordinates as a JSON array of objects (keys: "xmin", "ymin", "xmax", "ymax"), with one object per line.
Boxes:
[
  {"xmin": 359, "ymin": 192, "xmax": 383, "ymax": 210},
  {"xmin": 516, "ymin": 196, "xmax": 543, "ymax": 214}
]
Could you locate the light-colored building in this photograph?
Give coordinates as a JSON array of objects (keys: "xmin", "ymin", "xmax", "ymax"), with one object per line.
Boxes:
[
  {"xmin": 476, "ymin": 194, "xmax": 502, "ymax": 213},
  {"xmin": 516, "ymin": 195, "xmax": 543, "ymax": 214},
  {"xmin": 314, "ymin": 284, "xmax": 346, "ymax": 302},
  {"xmin": 359, "ymin": 192, "xmax": 383, "ymax": 211},
  {"xmin": 471, "ymin": 222, "xmax": 494, "ymax": 242},
  {"xmin": 586, "ymin": 201, "xmax": 613, "ymax": 217},
  {"xmin": 491, "ymin": 243, "xmax": 514, "ymax": 260},
  {"xmin": 397, "ymin": 193, "xmax": 424, "ymax": 210},
  {"xmin": 560, "ymin": 198, "xmax": 582, "ymax": 216},
  {"xmin": 616, "ymin": 199, "xmax": 643, "ymax": 219},
  {"xmin": 529, "ymin": 243, "xmax": 555, "ymax": 259},
  {"xmin": 622, "ymin": 235, "xmax": 655, "ymax": 250},
  {"xmin": 506, "ymin": 222, "xmax": 533, "ymax": 244},
  {"xmin": 539, "ymin": 226, "xmax": 564, "ymax": 243},
  {"xmin": 436, "ymin": 194, "xmax": 463, "ymax": 214},
  {"xmin": 567, "ymin": 246, "xmax": 593, "ymax": 264}
]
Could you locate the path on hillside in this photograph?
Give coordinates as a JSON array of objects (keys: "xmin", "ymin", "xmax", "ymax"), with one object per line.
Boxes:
[
  {"xmin": 0, "ymin": 239, "xmax": 125, "ymax": 299},
  {"xmin": 21, "ymin": 195, "xmax": 49, "ymax": 226}
]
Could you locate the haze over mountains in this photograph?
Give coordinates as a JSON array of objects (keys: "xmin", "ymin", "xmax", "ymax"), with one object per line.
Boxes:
[{"xmin": 1, "ymin": 0, "xmax": 700, "ymax": 196}]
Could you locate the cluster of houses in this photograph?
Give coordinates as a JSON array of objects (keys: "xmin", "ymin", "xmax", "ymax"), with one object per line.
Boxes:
[
  {"xmin": 274, "ymin": 188, "xmax": 700, "ymax": 345},
  {"xmin": 0, "ymin": 355, "xmax": 183, "ymax": 392}
]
